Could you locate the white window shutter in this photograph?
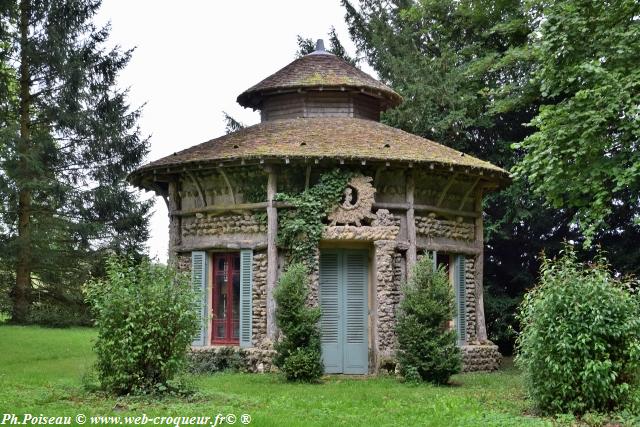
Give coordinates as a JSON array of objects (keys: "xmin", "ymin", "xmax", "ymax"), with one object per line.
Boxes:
[
  {"xmin": 455, "ymin": 254, "xmax": 467, "ymax": 345},
  {"xmin": 239, "ymin": 249, "xmax": 253, "ymax": 348},
  {"xmin": 191, "ymin": 251, "xmax": 207, "ymax": 347}
]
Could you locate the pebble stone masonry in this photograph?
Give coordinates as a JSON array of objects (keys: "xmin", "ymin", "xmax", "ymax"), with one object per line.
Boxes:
[{"xmin": 130, "ymin": 40, "xmax": 508, "ymax": 374}]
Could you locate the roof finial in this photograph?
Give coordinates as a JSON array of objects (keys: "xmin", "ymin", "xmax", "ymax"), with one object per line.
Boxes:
[{"xmin": 308, "ymin": 39, "xmax": 332, "ymax": 56}]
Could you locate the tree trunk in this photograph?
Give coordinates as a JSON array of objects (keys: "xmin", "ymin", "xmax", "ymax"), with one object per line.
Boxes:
[{"xmin": 13, "ymin": 0, "xmax": 32, "ymax": 323}]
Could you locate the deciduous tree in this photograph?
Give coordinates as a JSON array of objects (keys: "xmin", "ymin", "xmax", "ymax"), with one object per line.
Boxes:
[{"xmin": 512, "ymin": 0, "xmax": 640, "ymax": 243}]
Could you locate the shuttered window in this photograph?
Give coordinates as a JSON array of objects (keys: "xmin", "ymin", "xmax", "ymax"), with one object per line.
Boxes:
[
  {"xmin": 320, "ymin": 252, "xmax": 341, "ymax": 373},
  {"xmin": 191, "ymin": 251, "xmax": 208, "ymax": 347},
  {"xmin": 343, "ymin": 251, "xmax": 368, "ymax": 374},
  {"xmin": 319, "ymin": 250, "xmax": 368, "ymax": 375},
  {"xmin": 239, "ymin": 249, "xmax": 253, "ymax": 348},
  {"xmin": 454, "ymin": 254, "xmax": 467, "ymax": 345}
]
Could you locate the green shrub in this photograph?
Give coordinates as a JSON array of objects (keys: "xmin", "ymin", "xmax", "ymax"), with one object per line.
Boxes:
[
  {"xmin": 84, "ymin": 256, "xmax": 198, "ymax": 395},
  {"xmin": 273, "ymin": 263, "xmax": 323, "ymax": 382},
  {"xmin": 188, "ymin": 347, "xmax": 247, "ymax": 374},
  {"xmin": 516, "ymin": 247, "xmax": 640, "ymax": 415},
  {"xmin": 282, "ymin": 347, "xmax": 323, "ymax": 381},
  {"xmin": 396, "ymin": 256, "xmax": 461, "ymax": 384}
]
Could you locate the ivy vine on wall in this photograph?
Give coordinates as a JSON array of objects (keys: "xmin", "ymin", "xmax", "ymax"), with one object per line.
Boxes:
[{"xmin": 275, "ymin": 169, "xmax": 353, "ymax": 266}]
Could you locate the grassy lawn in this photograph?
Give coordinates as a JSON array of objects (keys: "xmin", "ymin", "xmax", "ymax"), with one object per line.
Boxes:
[{"xmin": 0, "ymin": 325, "xmax": 552, "ymax": 426}]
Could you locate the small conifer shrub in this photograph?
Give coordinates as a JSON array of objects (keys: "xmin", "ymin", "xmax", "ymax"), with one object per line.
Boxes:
[{"xmin": 396, "ymin": 256, "xmax": 461, "ymax": 384}]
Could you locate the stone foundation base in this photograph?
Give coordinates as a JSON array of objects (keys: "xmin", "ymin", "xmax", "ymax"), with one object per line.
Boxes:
[
  {"xmin": 461, "ymin": 343, "xmax": 502, "ymax": 372},
  {"xmin": 189, "ymin": 347, "xmax": 277, "ymax": 373},
  {"xmin": 190, "ymin": 344, "xmax": 501, "ymax": 374},
  {"xmin": 244, "ymin": 348, "xmax": 277, "ymax": 373}
]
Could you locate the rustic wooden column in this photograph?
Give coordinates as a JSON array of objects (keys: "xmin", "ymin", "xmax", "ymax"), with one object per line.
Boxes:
[
  {"xmin": 167, "ymin": 179, "xmax": 182, "ymax": 265},
  {"xmin": 474, "ymin": 187, "xmax": 488, "ymax": 341},
  {"xmin": 265, "ymin": 166, "xmax": 278, "ymax": 341},
  {"xmin": 405, "ymin": 170, "xmax": 417, "ymax": 275}
]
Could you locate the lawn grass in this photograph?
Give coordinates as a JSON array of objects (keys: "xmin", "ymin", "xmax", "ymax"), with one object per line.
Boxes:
[{"xmin": 0, "ymin": 325, "xmax": 554, "ymax": 426}]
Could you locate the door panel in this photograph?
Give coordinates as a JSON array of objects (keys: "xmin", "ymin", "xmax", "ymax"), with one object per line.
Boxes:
[
  {"xmin": 319, "ymin": 251, "xmax": 342, "ymax": 373},
  {"xmin": 319, "ymin": 250, "xmax": 368, "ymax": 375},
  {"xmin": 343, "ymin": 251, "xmax": 368, "ymax": 374}
]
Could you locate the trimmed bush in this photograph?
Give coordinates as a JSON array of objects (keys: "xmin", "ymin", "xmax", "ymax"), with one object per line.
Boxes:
[
  {"xmin": 84, "ymin": 257, "xmax": 198, "ymax": 395},
  {"xmin": 517, "ymin": 247, "xmax": 640, "ymax": 414},
  {"xmin": 273, "ymin": 263, "xmax": 323, "ymax": 382},
  {"xmin": 396, "ymin": 256, "xmax": 461, "ymax": 384}
]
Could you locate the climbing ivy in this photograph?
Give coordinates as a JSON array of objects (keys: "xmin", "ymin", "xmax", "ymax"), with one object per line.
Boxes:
[{"xmin": 275, "ymin": 169, "xmax": 353, "ymax": 265}]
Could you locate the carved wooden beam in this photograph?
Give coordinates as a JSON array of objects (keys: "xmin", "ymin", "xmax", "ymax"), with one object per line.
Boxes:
[
  {"xmin": 373, "ymin": 165, "xmax": 384, "ymax": 188},
  {"xmin": 185, "ymin": 171, "xmax": 207, "ymax": 207},
  {"xmin": 436, "ymin": 173, "xmax": 458, "ymax": 207},
  {"xmin": 172, "ymin": 202, "xmax": 269, "ymax": 216},
  {"xmin": 217, "ymin": 168, "xmax": 236, "ymax": 205},
  {"xmin": 265, "ymin": 165, "xmax": 278, "ymax": 341},
  {"xmin": 457, "ymin": 176, "xmax": 481, "ymax": 211},
  {"xmin": 175, "ymin": 237, "xmax": 268, "ymax": 252},
  {"xmin": 406, "ymin": 170, "xmax": 417, "ymax": 274},
  {"xmin": 372, "ymin": 202, "xmax": 479, "ymax": 218},
  {"xmin": 305, "ymin": 164, "xmax": 312, "ymax": 190},
  {"xmin": 416, "ymin": 238, "xmax": 481, "ymax": 256},
  {"xmin": 474, "ymin": 186, "xmax": 488, "ymax": 341},
  {"xmin": 167, "ymin": 180, "xmax": 182, "ymax": 264}
]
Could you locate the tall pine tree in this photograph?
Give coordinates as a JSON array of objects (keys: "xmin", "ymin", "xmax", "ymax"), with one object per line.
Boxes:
[{"xmin": 0, "ymin": 0, "xmax": 150, "ymax": 323}]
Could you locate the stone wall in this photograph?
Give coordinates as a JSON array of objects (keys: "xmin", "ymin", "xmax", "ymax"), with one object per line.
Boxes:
[
  {"xmin": 252, "ymin": 251, "xmax": 268, "ymax": 348},
  {"xmin": 375, "ymin": 240, "xmax": 399, "ymax": 357},
  {"xmin": 461, "ymin": 344, "xmax": 501, "ymax": 372},
  {"xmin": 189, "ymin": 347, "xmax": 277, "ymax": 373},
  {"xmin": 182, "ymin": 213, "xmax": 266, "ymax": 237},
  {"xmin": 415, "ymin": 213, "xmax": 475, "ymax": 241},
  {"xmin": 176, "ymin": 253, "xmax": 191, "ymax": 273},
  {"xmin": 307, "ymin": 249, "xmax": 320, "ymax": 308},
  {"xmin": 244, "ymin": 348, "xmax": 277, "ymax": 373},
  {"xmin": 392, "ymin": 251, "xmax": 406, "ymax": 294},
  {"xmin": 464, "ymin": 257, "xmax": 478, "ymax": 343}
]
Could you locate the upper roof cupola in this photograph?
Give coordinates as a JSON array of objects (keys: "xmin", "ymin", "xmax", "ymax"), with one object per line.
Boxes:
[{"xmin": 236, "ymin": 39, "xmax": 402, "ymax": 122}]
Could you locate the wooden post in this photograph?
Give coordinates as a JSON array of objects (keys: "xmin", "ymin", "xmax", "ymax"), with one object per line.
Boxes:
[
  {"xmin": 406, "ymin": 170, "xmax": 417, "ymax": 275},
  {"xmin": 266, "ymin": 166, "xmax": 278, "ymax": 341},
  {"xmin": 167, "ymin": 179, "xmax": 181, "ymax": 265},
  {"xmin": 474, "ymin": 187, "xmax": 488, "ymax": 341}
]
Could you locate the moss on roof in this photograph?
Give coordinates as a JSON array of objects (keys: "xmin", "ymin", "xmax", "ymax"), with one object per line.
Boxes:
[
  {"xmin": 131, "ymin": 118, "xmax": 508, "ymax": 183},
  {"xmin": 237, "ymin": 53, "xmax": 402, "ymax": 109}
]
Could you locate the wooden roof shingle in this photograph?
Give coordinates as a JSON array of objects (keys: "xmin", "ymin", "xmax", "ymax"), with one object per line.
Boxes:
[
  {"xmin": 236, "ymin": 52, "xmax": 402, "ymax": 110},
  {"xmin": 130, "ymin": 118, "xmax": 508, "ymax": 184}
]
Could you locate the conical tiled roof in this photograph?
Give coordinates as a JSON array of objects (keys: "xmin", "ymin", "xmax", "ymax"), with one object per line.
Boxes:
[
  {"xmin": 130, "ymin": 118, "xmax": 508, "ymax": 179},
  {"xmin": 237, "ymin": 47, "xmax": 402, "ymax": 110}
]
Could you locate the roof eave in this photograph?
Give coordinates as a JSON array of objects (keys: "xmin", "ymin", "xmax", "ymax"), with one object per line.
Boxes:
[
  {"xmin": 236, "ymin": 85, "xmax": 403, "ymax": 110},
  {"xmin": 129, "ymin": 155, "xmax": 510, "ymax": 192}
]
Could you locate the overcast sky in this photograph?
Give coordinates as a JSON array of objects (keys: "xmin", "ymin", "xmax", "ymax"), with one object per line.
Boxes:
[{"xmin": 96, "ymin": 0, "xmax": 374, "ymax": 262}]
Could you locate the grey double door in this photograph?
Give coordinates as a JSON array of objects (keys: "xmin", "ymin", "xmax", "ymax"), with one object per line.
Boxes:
[{"xmin": 319, "ymin": 249, "xmax": 368, "ymax": 374}]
